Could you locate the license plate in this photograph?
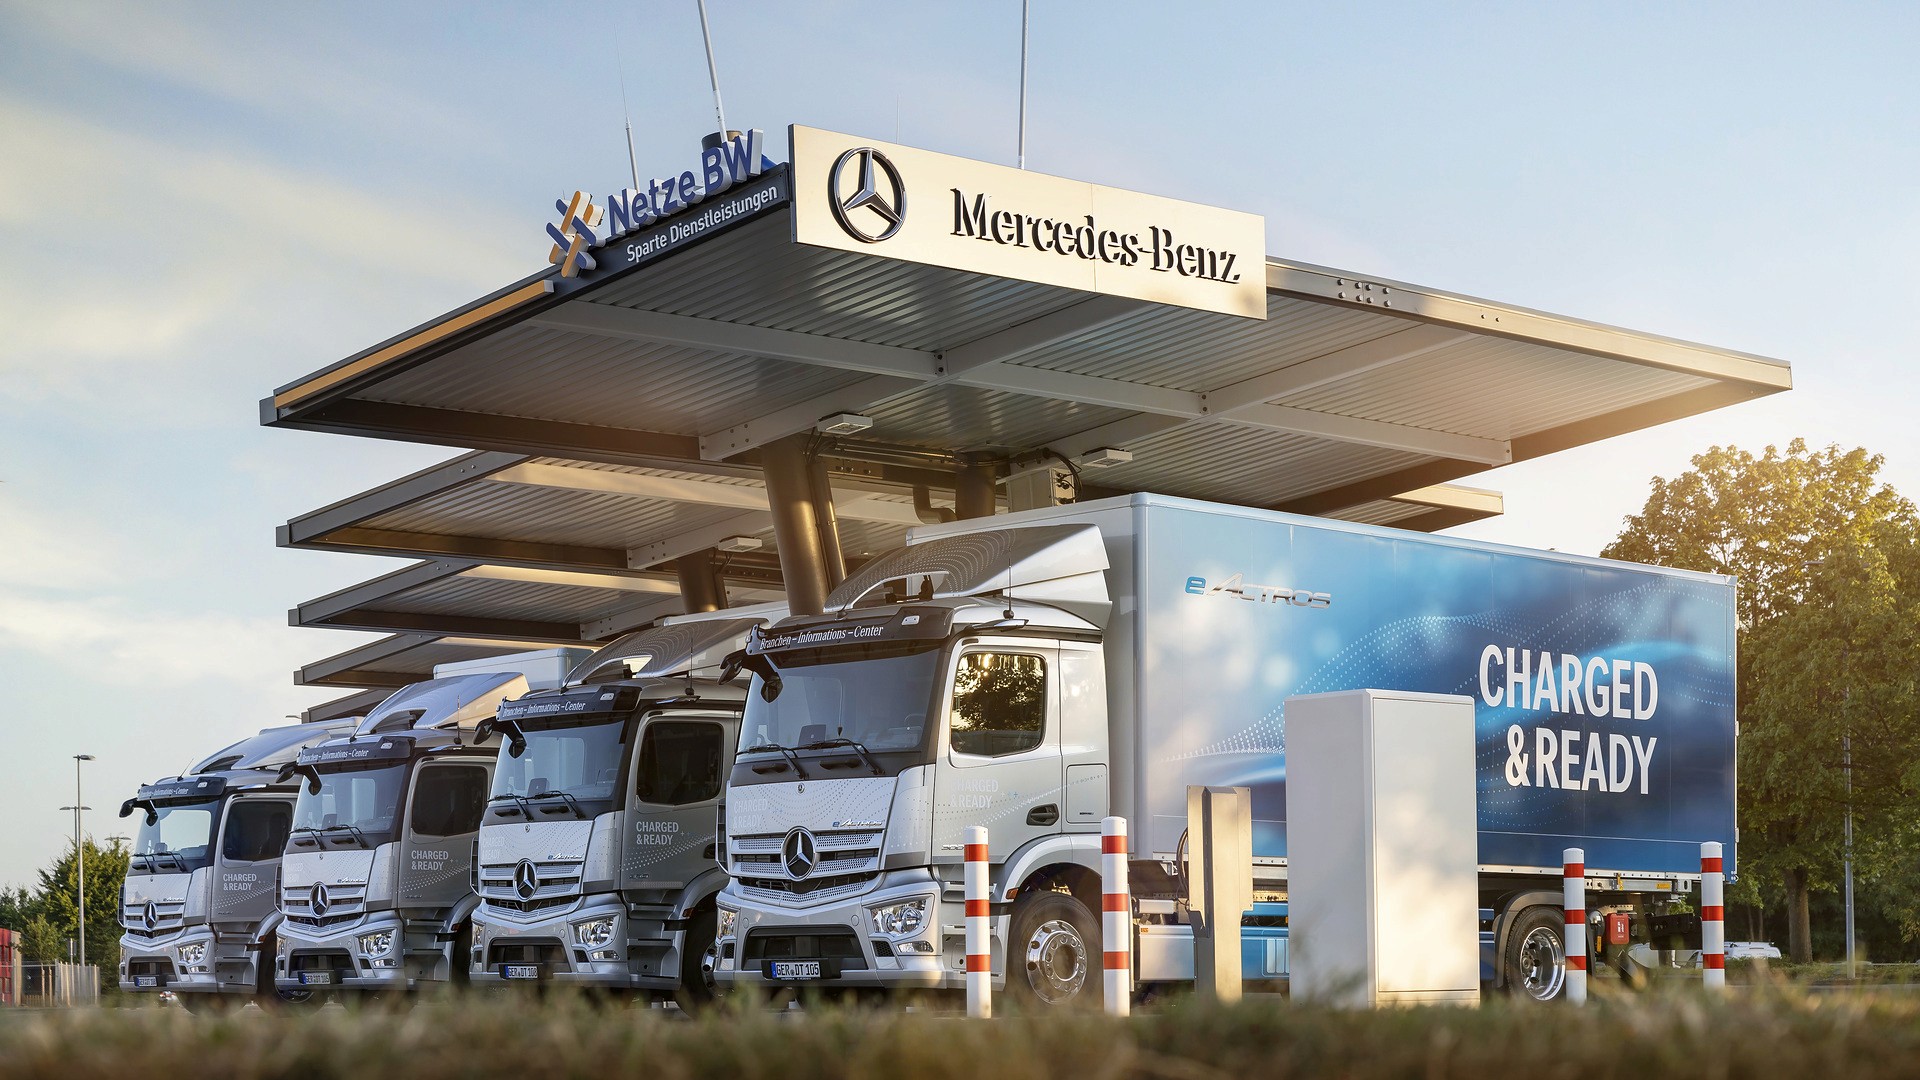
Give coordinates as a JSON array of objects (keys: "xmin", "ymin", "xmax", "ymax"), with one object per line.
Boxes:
[
  {"xmin": 298, "ymin": 971, "xmax": 334, "ymax": 985},
  {"xmin": 133, "ymin": 975, "xmax": 160, "ymax": 988},
  {"xmin": 501, "ymin": 964, "xmax": 541, "ymax": 981},
  {"xmin": 768, "ymin": 960, "xmax": 822, "ymax": 981}
]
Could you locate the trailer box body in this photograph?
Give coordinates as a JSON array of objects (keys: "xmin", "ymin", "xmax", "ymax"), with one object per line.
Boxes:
[{"xmin": 918, "ymin": 494, "xmax": 1738, "ymax": 878}]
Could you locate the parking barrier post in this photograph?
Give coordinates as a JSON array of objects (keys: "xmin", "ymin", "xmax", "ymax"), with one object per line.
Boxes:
[
  {"xmin": 966, "ymin": 825, "xmax": 991, "ymax": 1018},
  {"xmin": 1101, "ymin": 816, "xmax": 1130, "ymax": 1016},
  {"xmin": 1564, "ymin": 847, "xmax": 1587, "ymax": 1005}
]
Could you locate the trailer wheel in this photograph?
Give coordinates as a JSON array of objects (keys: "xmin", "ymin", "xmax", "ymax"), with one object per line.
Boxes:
[
  {"xmin": 1503, "ymin": 906, "xmax": 1567, "ymax": 1003},
  {"xmin": 674, "ymin": 908, "xmax": 719, "ymax": 1013},
  {"xmin": 1007, "ymin": 891, "xmax": 1099, "ymax": 1008}
]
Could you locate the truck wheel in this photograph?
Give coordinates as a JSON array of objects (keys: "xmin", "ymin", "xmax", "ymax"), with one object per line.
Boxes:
[
  {"xmin": 1503, "ymin": 906, "xmax": 1567, "ymax": 1002},
  {"xmin": 450, "ymin": 922, "xmax": 472, "ymax": 989},
  {"xmin": 674, "ymin": 908, "xmax": 719, "ymax": 1012},
  {"xmin": 1006, "ymin": 891, "xmax": 1099, "ymax": 1008}
]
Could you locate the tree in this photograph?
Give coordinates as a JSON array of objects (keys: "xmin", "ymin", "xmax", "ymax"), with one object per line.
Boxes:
[
  {"xmin": 28, "ymin": 838, "xmax": 130, "ymax": 972},
  {"xmin": 1602, "ymin": 440, "xmax": 1920, "ymax": 963}
]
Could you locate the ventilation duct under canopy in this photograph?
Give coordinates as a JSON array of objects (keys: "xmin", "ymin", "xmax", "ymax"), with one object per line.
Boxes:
[{"xmin": 826, "ymin": 524, "xmax": 1111, "ymax": 628}]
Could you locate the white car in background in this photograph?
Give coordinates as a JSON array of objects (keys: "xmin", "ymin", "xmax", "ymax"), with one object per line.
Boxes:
[{"xmin": 1726, "ymin": 941, "xmax": 1784, "ymax": 960}]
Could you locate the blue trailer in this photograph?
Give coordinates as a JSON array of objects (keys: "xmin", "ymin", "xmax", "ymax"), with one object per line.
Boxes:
[{"xmin": 714, "ymin": 493, "xmax": 1736, "ymax": 1003}]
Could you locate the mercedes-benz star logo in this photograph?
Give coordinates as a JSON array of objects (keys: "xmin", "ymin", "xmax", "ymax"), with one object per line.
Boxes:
[
  {"xmin": 142, "ymin": 900, "xmax": 158, "ymax": 932},
  {"xmin": 309, "ymin": 882, "xmax": 331, "ymax": 918},
  {"xmin": 828, "ymin": 147, "xmax": 906, "ymax": 243},
  {"xmin": 782, "ymin": 827, "xmax": 819, "ymax": 880},
  {"xmin": 514, "ymin": 859, "xmax": 540, "ymax": 901}
]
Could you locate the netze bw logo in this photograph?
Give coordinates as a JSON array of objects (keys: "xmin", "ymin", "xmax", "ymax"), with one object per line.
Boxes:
[{"xmin": 1184, "ymin": 573, "xmax": 1331, "ymax": 609}]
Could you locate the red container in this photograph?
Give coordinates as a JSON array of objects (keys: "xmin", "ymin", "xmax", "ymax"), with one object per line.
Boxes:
[{"xmin": 1605, "ymin": 912, "xmax": 1632, "ymax": 946}]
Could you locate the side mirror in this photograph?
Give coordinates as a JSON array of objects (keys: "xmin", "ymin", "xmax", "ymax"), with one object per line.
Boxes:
[
  {"xmin": 306, "ymin": 773, "xmax": 322, "ymax": 796},
  {"xmin": 507, "ymin": 735, "xmax": 527, "ymax": 759},
  {"xmin": 145, "ymin": 810, "xmax": 158, "ymax": 827},
  {"xmin": 759, "ymin": 672, "xmax": 784, "ymax": 702},
  {"xmin": 118, "ymin": 798, "xmax": 137, "ymax": 819},
  {"xmin": 275, "ymin": 763, "xmax": 297, "ymax": 783},
  {"xmin": 718, "ymin": 650, "xmax": 746, "ymax": 685},
  {"xmin": 474, "ymin": 719, "xmax": 496, "ymax": 743}
]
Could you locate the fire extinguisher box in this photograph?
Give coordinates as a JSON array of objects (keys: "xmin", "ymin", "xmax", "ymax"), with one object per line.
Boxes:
[{"xmin": 1284, "ymin": 689, "xmax": 1481, "ymax": 1007}]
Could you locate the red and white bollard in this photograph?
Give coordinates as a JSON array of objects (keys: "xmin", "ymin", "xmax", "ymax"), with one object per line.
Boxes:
[
  {"xmin": 1101, "ymin": 816, "xmax": 1130, "ymax": 1016},
  {"xmin": 965, "ymin": 825, "xmax": 991, "ymax": 1018},
  {"xmin": 1563, "ymin": 847, "xmax": 1588, "ymax": 1005},
  {"xmin": 1701, "ymin": 841, "xmax": 1725, "ymax": 992}
]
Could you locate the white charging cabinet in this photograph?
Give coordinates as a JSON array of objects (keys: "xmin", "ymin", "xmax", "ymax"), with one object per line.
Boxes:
[{"xmin": 1285, "ymin": 689, "xmax": 1480, "ymax": 1007}]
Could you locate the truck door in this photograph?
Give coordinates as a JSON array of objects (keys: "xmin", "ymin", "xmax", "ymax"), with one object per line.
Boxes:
[
  {"xmin": 212, "ymin": 796, "xmax": 294, "ymax": 923},
  {"xmin": 400, "ymin": 763, "xmax": 489, "ymax": 906},
  {"xmin": 933, "ymin": 642, "xmax": 1063, "ymax": 862},
  {"xmin": 625, "ymin": 717, "xmax": 732, "ymax": 891}
]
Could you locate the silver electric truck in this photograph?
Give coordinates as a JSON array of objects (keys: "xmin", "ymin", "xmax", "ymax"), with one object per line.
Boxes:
[
  {"xmin": 273, "ymin": 668, "xmax": 538, "ymax": 998},
  {"xmin": 468, "ymin": 613, "xmax": 769, "ymax": 1005},
  {"xmin": 713, "ymin": 494, "xmax": 1738, "ymax": 1005},
  {"xmin": 118, "ymin": 721, "xmax": 357, "ymax": 1009}
]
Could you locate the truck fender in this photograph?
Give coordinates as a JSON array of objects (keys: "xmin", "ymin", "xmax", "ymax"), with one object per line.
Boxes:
[
  {"xmin": 1490, "ymin": 890, "xmax": 1564, "ymax": 988},
  {"xmin": 446, "ymin": 892, "xmax": 483, "ymax": 931},
  {"xmin": 995, "ymin": 834, "xmax": 1101, "ymax": 905},
  {"xmin": 250, "ymin": 910, "xmax": 286, "ymax": 950},
  {"xmin": 671, "ymin": 866, "xmax": 732, "ymax": 922}
]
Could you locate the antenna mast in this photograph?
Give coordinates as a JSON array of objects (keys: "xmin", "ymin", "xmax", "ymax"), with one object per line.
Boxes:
[
  {"xmin": 1017, "ymin": 0, "xmax": 1029, "ymax": 168},
  {"xmin": 697, "ymin": 0, "xmax": 728, "ymax": 136}
]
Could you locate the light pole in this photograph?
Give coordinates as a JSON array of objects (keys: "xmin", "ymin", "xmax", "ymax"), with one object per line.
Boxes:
[
  {"xmin": 1805, "ymin": 559, "xmax": 1856, "ymax": 978},
  {"xmin": 66, "ymin": 753, "xmax": 94, "ymax": 972}
]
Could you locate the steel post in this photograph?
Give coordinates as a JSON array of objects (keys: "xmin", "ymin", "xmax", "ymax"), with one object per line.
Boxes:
[
  {"xmin": 1187, "ymin": 785, "xmax": 1251, "ymax": 1003},
  {"xmin": 673, "ymin": 550, "xmax": 724, "ymax": 613},
  {"xmin": 807, "ymin": 454, "xmax": 847, "ymax": 587},
  {"xmin": 761, "ymin": 435, "xmax": 831, "ymax": 615},
  {"xmin": 955, "ymin": 461, "xmax": 999, "ymax": 519}
]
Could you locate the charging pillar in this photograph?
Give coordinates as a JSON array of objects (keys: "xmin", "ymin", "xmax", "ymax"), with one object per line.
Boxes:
[{"xmin": 1187, "ymin": 785, "xmax": 1252, "ymax": 1003}]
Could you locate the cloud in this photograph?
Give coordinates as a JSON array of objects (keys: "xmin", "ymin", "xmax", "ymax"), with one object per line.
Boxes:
[
  {"xmin": 0, "ymin": 93, "xmax": 524, "ymax": 418},
  {"xmin": 0, "ymin": 495, "xmax": 130, "ymax": 591}
]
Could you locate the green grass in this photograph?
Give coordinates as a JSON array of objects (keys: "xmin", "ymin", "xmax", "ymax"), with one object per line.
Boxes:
[{"xmin": 7, "ymin": 988, "xmax": 1920, "ymax": 1080}]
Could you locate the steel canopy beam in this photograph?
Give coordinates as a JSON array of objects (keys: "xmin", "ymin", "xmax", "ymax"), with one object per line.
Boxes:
[{"xmin": 529, "ymin": 304, "xmax": 939, "ymax": 380}]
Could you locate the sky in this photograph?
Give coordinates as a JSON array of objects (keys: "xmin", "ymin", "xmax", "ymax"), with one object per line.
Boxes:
[{"xmin": 2, "ymin": 1, "xmax": 1917, "ymax": 888}]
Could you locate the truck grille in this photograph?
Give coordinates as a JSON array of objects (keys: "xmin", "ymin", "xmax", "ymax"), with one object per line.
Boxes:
[
  {"xmin": 121, "ymin": 898, "xmax": 186, "ymax": 938},
  {"xmin": 729, "ymin": 827, "xmax": 883, "ymax": 904},
  {"xmin": 478, "ymin": 860, "xmax": 583, "ymax": 917},
  {"xmin": 282, "ymin": 883, "xmax": 368, "ymax": 927}
]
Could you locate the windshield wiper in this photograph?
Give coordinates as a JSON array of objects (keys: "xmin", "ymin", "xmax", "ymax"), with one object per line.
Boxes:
[
  {"xmin": 319, "ymin": 823, "xmax": 370, "ymax": 848},
  {"xmin": 289, "ymin": 826, "xmax": 326, "ymax": 848},
  {"xmin": 741, "ymin": 742, "xmax": 810, "ymax": 780},
  {"xmin": 526, "ymin": 790, "xmax": 587, "ymax": 818},
  {"xmin": 488, "ymin": 792, "xmax": 534, "ymax": 818},
  {"xmin": 800, "ymin": 737, "xmax": 884, "ymax": 776},
  {"xmin": 135, "ymin": 849, "xmax": 185, "ymax": 871}
]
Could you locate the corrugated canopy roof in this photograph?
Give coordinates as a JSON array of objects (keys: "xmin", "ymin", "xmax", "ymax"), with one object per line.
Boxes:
[{"xmin": 267, "ymin": 165, "xmax": 1787, "ymax": 689}]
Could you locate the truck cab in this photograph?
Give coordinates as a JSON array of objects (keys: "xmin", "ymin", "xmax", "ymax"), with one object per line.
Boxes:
[
  {"xmin": 117, "ymin": 721, "xmax": 356, "ymax": 1007},
  {"xmin": 273, "ymin": 670, "xmax": 528, "ymax": 997},
  {"xmin": 468, "ymin": 613, "xmax": 766, "ymax": 1005}
]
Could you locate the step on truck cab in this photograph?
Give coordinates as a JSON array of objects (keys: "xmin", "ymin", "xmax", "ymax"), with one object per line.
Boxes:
[
  {"xmin": 272, "ymin": 660, "xmax": 563, "ymax": 998},
  {"xmin": 118, "ymin": 720, "xmax": 357, "ymax": 1006},
  {"xmin": 468, "ymin": 611, "xmax": 770, "ymax": 1004},
  {"xmin": 713, "ymin": 493, "xmax": 1738, "ymax": 1005}
]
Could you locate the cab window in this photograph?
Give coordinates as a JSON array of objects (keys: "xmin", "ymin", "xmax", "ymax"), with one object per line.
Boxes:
[
  {"xmin": 635, "ymin": 722, "xmax": 724, "ymax": 806},
  {"xmin": 409, "ymin": 765, "xmax": 489, "ymax": 837},
  {"xmin": 950, "ymin": 652, "xmax": 1047, "ymax": 757},
  {"xmin": 221, "ymin": 801, "xmax": 293, "ymax": 862}
]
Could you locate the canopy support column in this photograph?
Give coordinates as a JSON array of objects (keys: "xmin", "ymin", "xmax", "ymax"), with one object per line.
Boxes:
[
  {"xmin": 763, "ymin": 435, "xmax": 832, "ymax": 615},
  {"xmin": 674, "ymin": 550, "xmax": 725, "ymax": 614},
  {"xmin": 955, "ymin": 460, "xmax": 999, "ymax": 519}
]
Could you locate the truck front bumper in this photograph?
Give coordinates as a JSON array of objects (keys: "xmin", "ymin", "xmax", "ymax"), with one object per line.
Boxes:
[
  {"xmin": 469, "ymin": 896, "xmax": 671, "ymax": 989},
  {"xmin": 715, "ymin": 871, "xmax": 980, "ymax": 991},
  {"xmin": 119, "ymin": 927, "xmax": 253, "ymax": 996},
  {"xmin": 275, "ymin": 914, "xmax": 416, "ymax": 994}
]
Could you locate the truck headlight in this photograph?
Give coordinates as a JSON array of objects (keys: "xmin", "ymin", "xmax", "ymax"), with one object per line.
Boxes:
[
  {"xmin": 868, "ymin": 898, "xmax": 929, "ymax": 938},
  {"xmin": 177, "ymin": 942, "xmax": 206, "ymax": 965},
  {"xmin": 357, "ymin": 929, "xmax": 396, "ymax": 958},
  {"xmin": 573, "ymin": 917, "xmax": 616, "ymax": 950},
  {"xmin": 716, "ymin": 907, "xmax": 737, "ymax": 940}
]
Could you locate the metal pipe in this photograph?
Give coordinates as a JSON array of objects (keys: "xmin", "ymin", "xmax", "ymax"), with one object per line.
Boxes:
[
  {"xmin": 761, "ymin": 435, "xmax": 830, "ymax": 615},
  {"xmin": 674, "ymin": 550, "xmax": 724, "ymax": 613},
  {"xmin": 955, "ymin": 461, "xmax": 998, "ymax": 519},
  {"xmin": 912, "ymin": 484, "xmax": 956, "ymax": 525},
  {"xmin": 696, "ymin": 0, "xmax": 727, "ymax": 137},
  {"xmin": 808, "ymin": 453, "xmax": 847, "ymax": 588},
  {"xmin": 1844, "ymin": 729, "xmax": 1855, "ymax": 979},
  {"xmin": 1017, "ymin": 0, "xmax": 1029, "ymax": 169}
]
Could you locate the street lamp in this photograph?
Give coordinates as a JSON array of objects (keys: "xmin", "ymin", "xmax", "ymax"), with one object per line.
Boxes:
[
  {"xmin": 1805, "ymin": 559, "xmax": 1856, "ymax": 979},
  {"xmin": 66, "ymin": 753, "xmax": 95, "ymax": 973}
]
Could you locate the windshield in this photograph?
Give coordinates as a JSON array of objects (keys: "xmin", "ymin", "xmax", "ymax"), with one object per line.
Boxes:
[
  {"xmin": 491, "ymin": 718, "xmax": 628, "ymax": 816},
  {"xmin": 292, "ymin": 763, "xmax": 408, "ymax": 847},
  {"xmin": 743, "ymin": 642, "xmax": 943, "ymax": 756},
  {"xmin": 132, "ymin": 802, "xmax": 217, "ymax": 873}
]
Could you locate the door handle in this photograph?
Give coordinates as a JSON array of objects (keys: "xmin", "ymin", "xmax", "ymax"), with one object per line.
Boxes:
[{"xmin": 1027, "ymin": 804, "xmax": 1060, "ymax": 826}]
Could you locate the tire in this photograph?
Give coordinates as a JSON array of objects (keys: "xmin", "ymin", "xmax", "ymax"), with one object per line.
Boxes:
[
  {"xmin": 1005, "ymin": 891, "xmax": 1100, "ymax": 1008},
  {"xmin": 673, "ymin": 908, "xmax": 719, "ymax": 1012},
  {"xmin": 1503, "ymin": 906, "xmax": 1567, "ymax": 1002},
  {"xmin": 178, "ymin": 992, "xmax": 232, "ymax": 1014},
  {"xmin": 252, "ymin": 933, "xmax": 317, "ymax": 1010},
  {"xmin": 450, "ymin": 922, "xmax": 473, "ymax": 990}
]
